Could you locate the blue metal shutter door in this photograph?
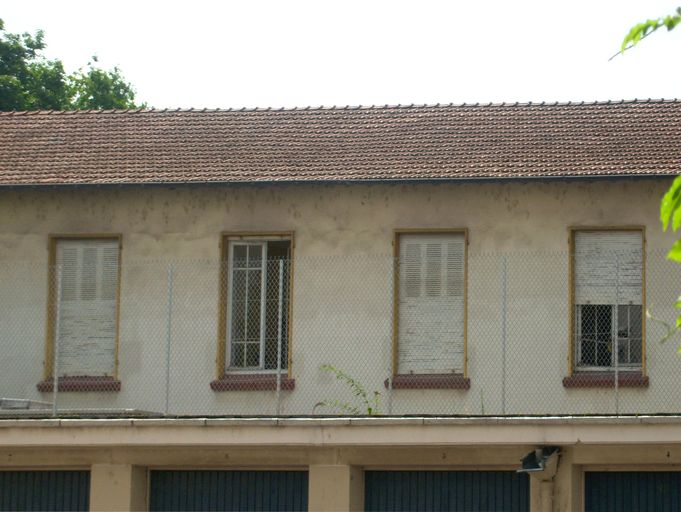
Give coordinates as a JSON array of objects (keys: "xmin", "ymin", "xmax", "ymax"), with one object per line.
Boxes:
[
  {"xmin": 149, "ymin": 470, "xmax": 308, "ymax": 511},
  {"xmin": 0, "ymin": 470, "xmax": 90, "ymax": 511},
  {"xmin": 365, "ymin": 470, "xmax": 529, "ymax": 512},
  {"xmin": 585, "ymin": 471, "xmax": 681, "ymax": 511}
]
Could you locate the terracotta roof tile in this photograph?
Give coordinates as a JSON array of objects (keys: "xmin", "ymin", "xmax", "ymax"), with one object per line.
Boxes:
[{"xmin": 0, "ymin": 99, "xmax": 680, "ymax": 186}]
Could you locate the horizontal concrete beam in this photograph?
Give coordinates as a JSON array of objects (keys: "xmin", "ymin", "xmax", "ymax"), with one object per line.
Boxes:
[{"xmin": 1, "ymin": 417, "xmax": 681, "ymax": 448}]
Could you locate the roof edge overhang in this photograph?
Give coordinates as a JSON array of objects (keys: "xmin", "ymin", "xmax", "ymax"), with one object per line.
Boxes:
[{"xmin": 0, "ymin": 173, "xmax": 675, "ymax": 191}]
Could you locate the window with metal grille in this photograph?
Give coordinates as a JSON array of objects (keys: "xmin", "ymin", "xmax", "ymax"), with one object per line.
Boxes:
[
  {"xmin": 397, "ymin": 232, "xmax": 466, "ymax": 374},
  {"xmin": 573, "ymin": 230, "xmax": 643, "ymax": 370},
  {"xmin": 226, "ymin": 238, "xmax": 291, "ymax": 371}
]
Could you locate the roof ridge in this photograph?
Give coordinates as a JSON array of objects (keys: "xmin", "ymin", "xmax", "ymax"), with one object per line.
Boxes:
[{"xmin": 0, "ymin": 98, "xmax": 678, "ymax": 116}]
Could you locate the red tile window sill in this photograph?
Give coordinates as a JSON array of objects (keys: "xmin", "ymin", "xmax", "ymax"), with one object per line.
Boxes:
[
  {"xmin": 562, "ymin": 372, "xmax": 649, "ymax": 388},
  {"xmin": 37, "ymin": 377, "xmax": 121, "ymax": 392},
  {"xmin": 210, "ymin": 374, "xmax": 295, "ymax": 392},
  {"xmin": 384, "ymin": 374, "xmax": 471, "ymax": 390}
]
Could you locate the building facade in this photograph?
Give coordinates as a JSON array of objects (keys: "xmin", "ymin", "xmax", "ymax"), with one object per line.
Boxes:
[{"xmin": 1, "ymin": 101, "xmax": 681, "ymax": 510}]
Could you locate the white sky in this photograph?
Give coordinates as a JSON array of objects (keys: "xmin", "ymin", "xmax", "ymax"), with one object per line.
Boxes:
[{"xmin": 3, "ymin": 0, "xmax": 681, "ymax": 109}]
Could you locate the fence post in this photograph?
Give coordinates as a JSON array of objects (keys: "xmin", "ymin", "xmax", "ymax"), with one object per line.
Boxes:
[
  {"xmin": 164, "ymin": 264, "xmax": 174, "ymax": 417},
  {"xmin": 276, "ymin": 260, "xmax": 284, "ymax": 416},
  {"xmin": 614, "ymin": 253, "xmax": 620, "ymax": 417},
  {"xmin": 386, "ymin": 370, "xmax": 393, "ymax": 416},
  {"xmin": 501, "ymin": 255, "xmax": 508, "ymax": 416},
  {"xmin": 52, "ymin": 264, "xmax": 63, "ymax": 417}
]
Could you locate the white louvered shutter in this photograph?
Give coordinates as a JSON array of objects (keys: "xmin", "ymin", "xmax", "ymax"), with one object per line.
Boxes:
[
  {"xmin": 398, "ymin": 233, "xmax": 465, "ymax": 374},
  {"xmin": 55, "ymin": 239, "xmax": 119, "ymax": 376},
  {"xmin": 574, "ymin": 231, "xmax": 642, "ymax": 305}
]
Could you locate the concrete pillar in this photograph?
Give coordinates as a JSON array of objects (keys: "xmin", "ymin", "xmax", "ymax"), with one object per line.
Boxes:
[
  {"xmin": 89, "ymin": 464, "xmax": 147, "ymax": 512},
  {"xmin": 308, "ymin": 464, "xmax": 364, "ymax": 512},
  {"xmin": 553, "ymin": 448, "xmax": 582, "ymax": 512}
]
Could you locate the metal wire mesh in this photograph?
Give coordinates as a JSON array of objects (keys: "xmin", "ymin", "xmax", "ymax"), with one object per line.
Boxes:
[{"xmin": 1, "ymin": 249, "xmax": 680, "ymax": 417}]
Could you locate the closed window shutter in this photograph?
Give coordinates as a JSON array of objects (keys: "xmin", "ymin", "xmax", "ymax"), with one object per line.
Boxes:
[
  {"xmin": 398, "ymin": 233, "xmax": 465, "ymax": 374},
  {"xmin": 55, "ymin": 239, "xmax": 119, "ymax": 376},
  {"xmin": 574, "ymin": 231, "xmax": 642, "ymax": 305}
]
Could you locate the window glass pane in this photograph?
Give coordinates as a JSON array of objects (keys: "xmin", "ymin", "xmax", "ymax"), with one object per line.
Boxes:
[
  {"xmin": 630, "ymin": 338, "xmax": 642, "ymax": 364},
  {"xmin": 233, "ymin": 245, "xmax": 247, "ymax": 266},
  {"xmin": 581, "ymin": 304, "xmax": 596, "ymax": 336},
  {"xmin": 618, "ymin": 304, "xmax": 642, "ymax": 365},
  {"xmin": 231, "ymin": 343, "xmax": 244, "ymax": 367},
  {"xmin": 227, "ymin": 238, "xmax": 291, "ymax": 371},
  {"xmin": 246, "ymin": 269, "xmax": 261, "ymax": 341},
  {"xmin": 595, "ymin": 305, "xmax": 612, "ymax": 366},
  {"xmin": 630, "ymin": 305, "xmax": 643, "ymax": 339},
  {"xmin": 246, "ymin": 343, "xmax": 261, "ymax": 367},
  {"xmin": 230, "ymin": 270, "xmax": 246, "ymax": 342},
  {"xmin": 577, "ymin": 304, "xmax": 613, "ymax": 367},
  {"xmin": 617, "ymin": 305, "xmax": 629, "ymax": 338},
  {"xmin": 264, "ymin": 242, "xmax": 291, "ymax": 370},
  {"xmin": 248, "ymin": 244, "xmax": 262, "ymax": 267}
]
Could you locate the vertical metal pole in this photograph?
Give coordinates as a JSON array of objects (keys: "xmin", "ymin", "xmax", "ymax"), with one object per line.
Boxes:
[
  {"xmin": 165, "ymin": 264, "xmax": 174, "ymax": 417},
  {"xmin": 52, "ymin": 264, "xmax": 63, "ymax": 417},
  {"xmin": 501, "ymin": 255, "xmax": 508, "ymax": 416},
  {"xmin": 276, "ymin": 260, "xmax": 284, "ymax": 416},
  {"xmin": 614, "ymin": 253, "xmax": 620, "ymax": 417},
  {"xmin": 386, "ymin": 371, "xmax": 393, "ymax": 416}
]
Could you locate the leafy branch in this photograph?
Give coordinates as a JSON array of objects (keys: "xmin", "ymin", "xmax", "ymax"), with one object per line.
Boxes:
[
  {"xmin": 657, "ymin": 175, "xmax": 681, "ymax": 348},
  {"xmin": 314, "ymin": 364, "xmax": 381, "ymax": 415},
  {"xmin": 611, "ymin": 7, "xmax": 681, "ymax": 60}
]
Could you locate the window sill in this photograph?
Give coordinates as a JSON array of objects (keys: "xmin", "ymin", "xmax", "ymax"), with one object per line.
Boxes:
[
  {"xmin": 37, "ymin": 376, "xmax": 121, "ymax": 392},
  {"xmin": 562, "ymin": 372, "xmax": 648, "ymax": 388},
  {"xmin": 210, "ymin": 374, "xmax": 295, "ymax": 392},
  {"xmin": 384, "ymin": 374, "xmax": 471, "ymax": 390}
]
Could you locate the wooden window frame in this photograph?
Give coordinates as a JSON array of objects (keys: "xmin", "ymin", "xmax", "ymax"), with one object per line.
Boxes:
[
  {"xmin": 566, "ymin": 226, "xmax": 647, "ymax": 382},
  {"xmin": 390, "ymin": 229, "xmax": 470, "ymax": 390},
  {"xmin": 214, "ymin": 232, "xmax": 295, "ymax": 390},
  {"xmin": 41, "ymin": 234, "xmax": 123, "ymax": 392}
]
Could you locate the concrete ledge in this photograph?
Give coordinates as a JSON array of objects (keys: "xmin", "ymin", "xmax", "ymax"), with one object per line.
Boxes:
[{"xmin": 1, "ymin": 416, "xmax": 681, "ymax": 449}]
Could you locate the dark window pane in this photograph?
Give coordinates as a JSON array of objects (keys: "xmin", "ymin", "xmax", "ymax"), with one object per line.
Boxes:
[
  {"xmin": 248, "ymin": 245, "xmax": 262, "ymax": 267},
  {"xmin": 630, "ymin": 338, "xmax": 642, "ymax": 364},
  {"xmin": 581, "ymin": 304, "xmax": 596, "ymax": 336},
  {"xmin": 267, "ymin": 240, "xmax": 290, "ymax": 259},
  {"xmin": 578, "ymin": 305, "xmax": 613, "ymax": 367},
  {"xmin": 233, "ymin": 245, "xmax": 247, "ymax": 266},
  {"xmin": 246, "ymin": 343, "xmax": 260, "ymax": 367},
  {"xmin": 231, "ymin": 343, "xmax": 244, "ymax": 367},
  {"xmin": 246, "ymin": 270, "xmax": 262, "ymax": 341}
]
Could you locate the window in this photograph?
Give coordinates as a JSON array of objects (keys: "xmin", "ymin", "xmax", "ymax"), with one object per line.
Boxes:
[
  {"xmin": 49, "ymin": 237, "xmax": 120, "ymax": 378},
  {"xmin": 572, "ymin": 230, "xmax": 644, "ymax": 371},
  {"xmin": 224, "ymin": 236, "xmax": 291, "ymax": 372},
  {"xmin": 396, "ymin": 231, "xmax": 467, "ymax": 375}
]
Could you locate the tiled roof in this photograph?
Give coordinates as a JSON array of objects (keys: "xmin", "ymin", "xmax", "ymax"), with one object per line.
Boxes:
[{"xmin": 0, "ymin": 99, "xmax": 680, "ymax": 186}]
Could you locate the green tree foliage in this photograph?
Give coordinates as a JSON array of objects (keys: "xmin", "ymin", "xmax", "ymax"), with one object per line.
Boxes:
[
  {"xmin": 0, "ymin": 18, "xmax": 143, "ymax": 110},
  {"xmin": 620, "ymin": 10, "xmax": 681, "ymax": 347},
  {"xmin": 621, "ymin": 7, "xmax": 681, "ymax": 53},
  {"xmin": 660, "ymin": 177, "xmax": 681, "ymax": 344}
]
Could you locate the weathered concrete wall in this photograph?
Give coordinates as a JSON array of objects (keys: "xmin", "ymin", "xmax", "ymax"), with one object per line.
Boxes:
[{"xmin": 0, "ymin": 179, "xmax": 678, "ymax": 416}]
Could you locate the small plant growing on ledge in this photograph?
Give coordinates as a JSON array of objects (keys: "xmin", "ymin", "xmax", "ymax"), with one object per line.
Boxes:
[{"xmin": 314, "ymin": 364, "xmax": 381, "ymax": 415}]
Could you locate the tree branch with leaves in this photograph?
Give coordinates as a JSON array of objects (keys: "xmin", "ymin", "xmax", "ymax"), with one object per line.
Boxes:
[{"xmin": 0, "ymin": 18, "xmax": 144, "ymax": 110}]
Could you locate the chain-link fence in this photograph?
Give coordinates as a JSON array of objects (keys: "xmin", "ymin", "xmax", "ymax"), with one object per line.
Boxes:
[{"xmin": 1, "ymin": 250, "xmax": 680, "ymax": 417}]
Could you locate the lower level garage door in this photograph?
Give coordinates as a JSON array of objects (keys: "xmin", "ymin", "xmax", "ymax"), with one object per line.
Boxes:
[
  {"xmin": 365, "ymin": 471, "xmax": 529, "ymax": 511},
  {"xmin": 149, "ymin": 470, "xmax": 308, "ymax": 511},
  {"xmin": 0, "ymin": 470, "xmax": 90, "ymax": 511},
  {"xmin": 585, "ymin": 471, "xmax": 681, "ymax": 511}
]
